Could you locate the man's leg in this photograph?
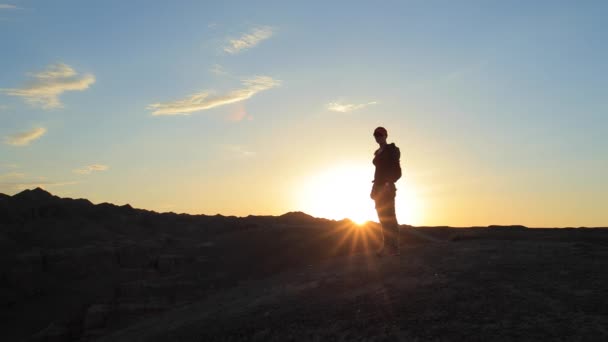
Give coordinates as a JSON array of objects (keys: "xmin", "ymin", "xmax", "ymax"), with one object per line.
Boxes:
[
  {"xmin": 375, "ymin": 191, "xmax": 399, "ymax": 254},
  {"xmin": 381, "ymin": 198, "xmax": 399, "ymax": 253}
]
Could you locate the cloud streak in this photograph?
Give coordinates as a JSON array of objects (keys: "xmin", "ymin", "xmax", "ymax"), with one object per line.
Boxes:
[
  {"xmin": 73, "ymin": 164, "xmax": 109, "ymax": 175},
  {"xmin": 209, "ymin": 64, "xmax": 228, "ymax": 76},
  {"xmin": 4, "ymin": 127, "xmax": 46, "ymax": 146},
  {"xmin": 0, "ymin": 4, "xmax": 19, "ymax": 9},
  {"xmin": 224, "ymin": 26, "xmax": 274, "ymax": 54},
  {"xmin": 0, "ymin": 172, "xmax": 25, "ymax": 180},
  {"xmin": 327, "ymin": 101, "xmax": 377, "ymax": 113},
  {"xmin": 225, "ymin": 145, "xmax": 256, "ymax": 158},
  {"xmin": 0, "ymin": 180, "xmax": 80, "ymax": 193},
  {"xmin": 1, "ymin": 63, "xmax": 95, "ymax": 109},
  {"xmin": 148, "ymin": 76, "xmax": 280, "ymax": 116}
]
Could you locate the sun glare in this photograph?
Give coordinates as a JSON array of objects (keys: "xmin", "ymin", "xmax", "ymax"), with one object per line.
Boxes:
[{"xmin": 297, "ymin": 163, "xmax": 423, "ymax": 225}]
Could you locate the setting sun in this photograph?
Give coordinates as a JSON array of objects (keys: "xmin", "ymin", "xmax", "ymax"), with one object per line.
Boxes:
[{"xmin": 297, "ymin": 163, "xmax": 424, "ymax": 225}]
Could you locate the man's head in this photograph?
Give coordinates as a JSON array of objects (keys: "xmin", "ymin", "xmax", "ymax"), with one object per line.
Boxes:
[
  {"xmin": 373, "ymin": 127, "xmax": 387, "ymax": 137},
  {"xmin": 373, "ymin": 126, "xmax": 388, "ymax": 144}
]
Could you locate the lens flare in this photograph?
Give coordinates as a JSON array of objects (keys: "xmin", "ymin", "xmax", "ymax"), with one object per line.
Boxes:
[{"xmin": 296, "ymin": 163, "xmax": 423, "ymax": 225}]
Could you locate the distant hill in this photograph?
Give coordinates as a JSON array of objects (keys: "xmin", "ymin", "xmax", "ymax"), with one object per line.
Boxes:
[{"xmin": 0, "ymin": 187, "xmax": 329, "ymax": 227}]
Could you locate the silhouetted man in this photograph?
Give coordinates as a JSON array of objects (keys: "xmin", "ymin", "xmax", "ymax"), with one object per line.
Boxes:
[{"xmin": 370, "ymin": 126, "xmax": 402, "ymax": 257}]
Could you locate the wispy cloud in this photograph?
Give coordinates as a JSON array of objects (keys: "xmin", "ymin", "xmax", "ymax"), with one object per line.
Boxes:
[
  {"xmin": 0, "ymin": 163, "xmax": 19, "ymax": 169},
  {"xmin": 226, "ymin": 106, "xmax": 252, "ymax": 122},
  {"xmin": 327, "ymin": 101, "xmax": 377, "ymax": 113},
  {"xmin": 1, "ymin": 63, "xmax": 95, "ymax": 109},
  {"xmin": 209, "ymin": 64, "xmax": 228, "ymax": 76},
  {"xmin": 441, "ymin": 61, "xmax": 488, "ymax": 83},
  {"xmin": 223, "ymin": 26, "xmax": 274, "ymax": 54},
  {"xmin": 0, "ymin": 105, "xmax": 9, "ymax": 111},
  {"xmin": 0, "ymin": 172, "xmax": 25, "ymax": 180},
  {"xmin": 410, "ymin": 61, "xmax": 489, "ymax": 92},
  {"xmin": 4, "ymin": 127, "xmax": 46, "ymax": 146},
  {"xmin": 73, "ymin": 164, "xmax": 109, "ymax": 175},
  {"xmin": 148, "ymin": 76, "xmax": 280, "ymax": 116},
  {"xmin": 0, "ymin": 180, "xmax": 80, "ymax": 193},
  {"xmin": 225, "ymin": 145, "xmax": 256, "ymax": 158},
  {"xmin": 0, "ymin": 4, "xmax": 20, "ymax": 10}
]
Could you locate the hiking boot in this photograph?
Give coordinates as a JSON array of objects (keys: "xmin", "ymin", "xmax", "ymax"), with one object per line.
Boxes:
[
  {"xmin": 376, "ymin": 247, "xmax": 400, "ymax": 257},
  {"xmin": 387, "ymin": 249, "xmax": 400, "ymax": 256}
]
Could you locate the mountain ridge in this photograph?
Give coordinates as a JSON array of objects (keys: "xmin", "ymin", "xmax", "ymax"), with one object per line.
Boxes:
[
  {"xmin": 0, "ymin": 188, "xmax": 344, "ymax": 223},
  {"xmin": 2, "ymin": 188, "xmax": 606, "ymax": 229}
]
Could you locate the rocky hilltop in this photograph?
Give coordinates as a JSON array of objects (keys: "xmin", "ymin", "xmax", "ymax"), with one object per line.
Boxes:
[{"xmin": 1, "ymin": 189, "xmax": 607, "ymax": 341}]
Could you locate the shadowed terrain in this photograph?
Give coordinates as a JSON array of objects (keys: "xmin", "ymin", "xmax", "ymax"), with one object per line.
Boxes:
[{"xmin": 1, "ymin": 188, "xmax": 607, "ymax": 341}]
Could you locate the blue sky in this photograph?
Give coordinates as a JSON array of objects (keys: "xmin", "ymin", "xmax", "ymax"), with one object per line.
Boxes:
[{"xmin": 1, "ymin": 0, "xmax": 607, "ymax": 226}]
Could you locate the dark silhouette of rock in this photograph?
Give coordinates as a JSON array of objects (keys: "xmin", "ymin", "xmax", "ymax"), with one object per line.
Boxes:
[
  {"xmin": 0, "ymin": 188, "xmax": 607, "ymax": 341},
  {"xmin": 487, "ymin": 224, "xmax": 528, "ymax": 229},
  {"xmin": 12, "ymin": 187, "xmax": 55, "ymax": 202},
  {"xmin": 30, "ymin": 321, "xmax": 71, "ymax": 342},
  {"xmin": 278, "ymin": 211, "xmax": 317, "ymax": 224}
]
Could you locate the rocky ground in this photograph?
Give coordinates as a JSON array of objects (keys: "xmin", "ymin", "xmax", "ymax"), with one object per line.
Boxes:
[{"xmin": 1, "ymin": 189, "xmax": 607, "ymax": 341}]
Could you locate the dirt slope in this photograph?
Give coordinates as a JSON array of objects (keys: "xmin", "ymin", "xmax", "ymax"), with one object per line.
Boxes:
[{"xmin": 99, "ymin": 239, "xmax": 608, "ymax": 342}]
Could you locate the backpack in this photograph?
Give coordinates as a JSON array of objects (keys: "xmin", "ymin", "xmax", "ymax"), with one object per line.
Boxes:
[{"xmin": 391, "ymin": 145, "xmax": 402, "ymax": 182}]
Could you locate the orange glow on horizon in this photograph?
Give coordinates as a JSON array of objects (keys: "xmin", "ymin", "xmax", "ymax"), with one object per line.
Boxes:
[{"xmin": 296, "ymin": 163, "xmax": 424, "ymax": 225}]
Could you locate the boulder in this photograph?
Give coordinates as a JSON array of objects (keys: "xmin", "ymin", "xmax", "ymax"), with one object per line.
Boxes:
[
  {"xmin": 0, "ymin": 233, "xmax": 18, "ymax": 254},
  {"xmin": 114, "ymin": 243, "xmax": 160, "ymax": 268},
  {"xmin": 0, "ymin": 287, "xmax": 17, "ymax": 308},
  {"xmin": 29, "ymin": 321, "xmax": 71, "ymax": 342},
  {"xmin": 83, "ymin": 304, "xmax": 112, "ymax": 331},
  {"xmin": 154, "ymin": 254, "xmax": 187, "ymax": 273},
  {"xmin": 45, "ymin": 246, "xmax": 115, "ymax": 278}
]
